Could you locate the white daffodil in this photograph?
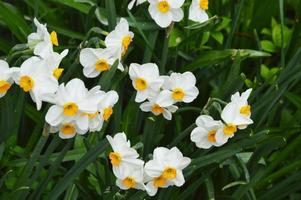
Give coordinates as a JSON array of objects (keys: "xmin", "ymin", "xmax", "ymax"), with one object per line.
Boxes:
[
  {"xmin": 190, "ymin": 115, "xmax": 224, "ymax": 149},
  {"xmin": 189, "ymin": 0, "xmax": 209, "ymax": 23},
  {"xmin": 11, "ymin": 56, "xmax": 58, "ymax": 110},
  {"xmin": 144, "ymin": 147, "xmax": 191, "ymax": 196},
  {"xmin": 0, "ymin": 60, "xmax": 13, "ymax": 98},
  {"xmin": 106, "ymin": 132, "xmax": 144, "ymax": 176},
  {"xmin": 216, "ymin": 89, "xmax": 253, "ymax": 144},
  {"xmin": 115, "ymin": 164, "xmax": 145, "ymax": 191},
  {"xmin": 148, "ymin": 0, "xmax": 184, "ymax": 28},
  {"xmin": 128, "ymin": 0, "xmax": 147, "ymax": 9},
  {"xmin": 129, "ymin": 63, "xmax": 164, "ymax": 103},
  {"xmin": 50, "ymin": 121, "xmax": 87, "ymax": 139},
  {"xmin": 27, "ymin": 18, "xmax": 59, "ymax": 58},
  {"xmin": 45, "ymin": 78, "xmax": 101, "ymax": 131},
  {"xmin": 79, "ymin": 48, "xmax": 116, "ymax": 78},
  {"xmin": 98, "ymin": 90, "xmax": 119, "ymax": 122},
  {"xmin": 105, "ymin": 18, "xmax": 134, "ymax": 66},
  {"xmin": 140, "ymin": 90, "xmax": 178, "ymax": 120},
  {"xmin": 163, "ymin": 72, "xmax": 199, "ymax": 103}
]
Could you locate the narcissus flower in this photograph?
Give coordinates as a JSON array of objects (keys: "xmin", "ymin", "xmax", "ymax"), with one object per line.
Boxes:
[
  {"xmin": 140, "ymin": 90, "xmax": 178, "ymax": 120},
  {"xmin": 98, "ymin": 91, "xmax": 119, "ymax": 122},
  {"xmin": 50, "ymin": 121, "xmax": 87, "ymax": 139},
  {"xmin": 189, "ymin": 0, "xmax": 209, "ymax": 23},
  {"xmin": 11, "ymin": 56, "xmax": 58, "ymax": 110},
  {"xmin": 79, "ymin": 48, "xmax": 116, "ymax": 78},
  {"xmin": 129, "ymin": 63, "xmax": 164, "ymax": 103},
  {"xmin": 217, "ymin": 89, "xmax": 253, "ymax": 143},
  {"xmin": 0, "ymin": 60, "xmax": 13, "ymax": 98},
  {"xmin": 163, "ymin": 72, "xmax": 199, "ymax": 103},
  {"xmin": 115, "ymin": 164, "xmax": 145, "ymax": 191},
  {"xmin": 27, "ymin": 18, "xmax": 59, "ymax": 58},
  {"xmin": 148, "ymin": 0, "xmax": 184, "ymax": 28},
  {"xmin": 190, "ymin": 115, "xmax": 224, "ymax": 149},
  {"xmin": 106, "ymin": 132, "xmax": 144, "ymax": 175},
  {"xmin": 144, "ymin": 147, "xmax": 191, "ymax": 196},
  {"xmin": 128, "ymin": 0, "xmax": 147, "ymax": 9},
  {"xmin": 45, "ymin": 78, "xmax": 101, "ymax": 131},
  {"xmin": 105, "ymin": 18, "xmax": 134, "ymax": 62}
]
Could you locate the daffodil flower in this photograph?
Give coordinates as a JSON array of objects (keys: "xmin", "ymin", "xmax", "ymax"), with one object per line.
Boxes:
[
  {"xmin": 50, "ymin": 121, "xmax": 87, "ymax": 139},
  {"xmin": 140, "ymin": 90, "xmax": 178, "ymax": 120},
  {"xmin": 216, "ymin": 89, "xmax": 253, "ymax": 144},
  {"xmin": 129, "ymin": 63, "xmax": 164, "ymax": 103},
  {"xmin": 163, "ymin": 72, "xmax": 199, "ymax": 103},
  {"xmin": 148, "ymin": 0, "xmax": 184, "ymax": 28},
  {"xmin": 27, "ymin": 18, "xmax": 59, "ymax": 58},
  {"xmin": 144, "ymin": 147, "xmax": 191, "ymax": 196},
  {"xmin": 11, "ymin": 56, "xmax": 58, "ymax": 110},
  {"xmin": 115, "ymin": 164, "xmax": 145, "ymax": 191},
  {"xmin": 106, "ymin": 132, "xmax": 144, "ymax": 176},
  {"xmin": 98, "ymin": 91, "xmax": 119, "ymax": 122},
  {"xmin": 45, "ymin": 78, "xmax": 101, "ymax": 131},
  {"xmin": 128, "ymin": 0, "xmax": 147, "ymax": 9},
  {"xmin": 0, "ymin": 60, "xmax": 13, "ymax": 98},
  {"xmin": 105, "ymin": 18, "xmax": 134, "ymax": 65},
  {"xmin": 79, "ymin": 48, "xmax": 116, "ymax": 78},
  {"xmin": 189, "ymin": 0, "xmax": 209, "ymax": 23},
  {"xmin": 190, "ymin": 115, "xmax": 225, "ymax": 149}
]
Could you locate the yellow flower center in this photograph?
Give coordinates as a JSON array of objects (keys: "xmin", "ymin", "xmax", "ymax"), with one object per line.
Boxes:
[
  {"xmin": 82, "ymin": 111, "xmax": 99, "ymax": 119},
  {"xmin": 19, "ymin": 76, "xmax": 34, "ymax": 92},
  {"xmin": 95, "ymin": 59, "xmax": 110, "ymax": 72},
  {"xmin": 103, "ymin": 107, "xmax": 113, "ymax": 121},
  {"xmin": 223, "ymin": 124, "xmax": 237, "ymax": 136},
  {"xmin": 122, "ymin": 177, "xmax": 136, "ymax": 189},
  {"xmin": 153, "ymin": 176, "xmax": 167, "ymax": 188},
  {"xmin": 0, "ymin": 80, "xmax": 11, "ymax": 94},
  {"xmin": 172, "ymin": 88, "xmax": 185, "ymax": 101},
  {"xmin": 157, "ymin": 1, "xmax": 170, "ymax": 13},
  {"xmin": 53, "ymin": 68, "xmax": 64, "ymax": 79},
  {"xmin": 50, "ymin": 31, "xmax": 58, "ymax": 46},
  {"xmin": 60, "ymin": 123, "xmax": 76, "ymax": 135},
  {"xmin": 63, "ymin": 102, "xmax": 79, "ymax": 116},
  {"xmin": 240, "ymin": 105, "xmax": 251, "ymax": 116},
  {"xmin": 207, "ymin": 130, "xmax": 217, "ymax": 142},
  {"xmin": 162, "ymin": 167, "xmax": 177, "ymax": 180},
  {"xmin": 109, "ymin": 152, "xmax": 122, "ymax": 166},
  {"xmin": 135, "ymin": 78, "xmax": 147, "ymax": 91},
  {"xmin": 151, "ymin": 104, "xmax": 164, "ymax": 114},
  {"xmin": 199, "ymin": 0, "xmax": 209, "ymax": 10},
  {"xmin": 122, "ymin": 36, "xmax": 132, "ymax": 55}
]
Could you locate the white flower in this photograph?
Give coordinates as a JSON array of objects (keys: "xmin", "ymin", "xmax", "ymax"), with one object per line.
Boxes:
[
  {"xmin": 0, "ymin": 60, "xmax": 13, "ymax": 98},
  {"xmin": 144, "ymin": 147, "xmax": 191, "ymax": 196},
  {"xmin": 189, "ymin": 0, "xmax": 209, "ymax": 23},
  {"xmin": 115, "ymin": 164, "xmax": 145, "ymax": 191},
  {"xmin": 45, "ymin": 78, "xmax": 101, "ymax": 131},
  {"xmin": 50, "ymin": 121, "xmax": 87, "ymax": 139},
  {"xmin": 163, "ymin": 72, "xmax": 199, "ymax": 103},
  {"xmin": 129, "ymin": 63, "xmax": 164, "ymax": 103},
  {"xmin": 148, "ymin": 0, "xmax": 184, "ymax": 28},
  {"xmin": 106, "ymin": 132, "xmax": 144, "ymax": 176},
  {"xmin": 128, "ymin": 0, "xmax": 147, "ymax": 9},
  {"xmin": 11, "ymin": 56, "xmax": 58, "ymax": 110},
  {"xmin": 190, "ymin": 115, "xmax": 224, "ymax": 149},
  {"xmin": 98, "ymin": 90, "xmax": 119, "ymax": 121},
  {"xmin": 79, "ymin": 48, "xmax": 116, "ymax": 78},
  {"xmin": 105, "ymin": 18, "xmax": 134, "ymax": 66},
  {"xmin": 217, "ymin": 89, "xmax": 253, "ymax": 144},
  {"xmin": 27, "ymin": 18, "xmax": 58, "ymax": 58},
  {"xmin": 140, "ymin": 90, "xmax": 178, "ymax": 120}
]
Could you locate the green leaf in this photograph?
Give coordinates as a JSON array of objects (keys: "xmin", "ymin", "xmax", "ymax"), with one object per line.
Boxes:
[
  {"xmin": 260, "ymin": 40, "xmax": 277, "ymax": 52},
  {"xmin": 211, "ymin": 31, "xmax": 224, "ymax": 44}
]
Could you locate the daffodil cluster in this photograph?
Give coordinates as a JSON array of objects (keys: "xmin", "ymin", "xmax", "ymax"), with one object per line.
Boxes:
[
  {"xmin": 80, "ymin": 18, "xmax": 133, "ymax": 78},
  {"xmin": 190, "ymin": 89, "xmax": 253, "ymax": 149},
  {"xmin": 129, "ymin": 63, "xmax": 199, "ymax": 120},
  {"xmin": 128, "ymin": 0, "xmax": 210, "ymax": 27},
  {"xmin": 107, "ymin": 132, "xmax": 191, "ymax": 196},
  {"xmin": 45, "ymin": 78, "xmax": 118, "ymax": 139}
]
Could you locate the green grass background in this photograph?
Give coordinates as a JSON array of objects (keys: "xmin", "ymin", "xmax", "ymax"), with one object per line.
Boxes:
[{"xmin": 0, "ymin": 0, "xmax": 301, "ymax": 199}]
